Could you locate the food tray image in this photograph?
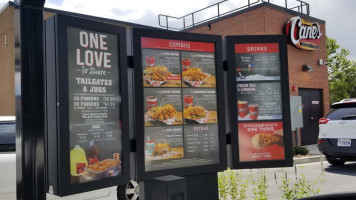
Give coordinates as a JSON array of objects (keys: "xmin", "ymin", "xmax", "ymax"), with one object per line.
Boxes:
[
  {"xmin": 145, "ymin": 147, "xmax": 184, "ymax": 161},
  {"xmin": 182, "ymin": 67, "xmax": 210, "ymax": 87},
  {"xmin": 183, "ymin": 73, "xmax": 210, "ymax": 87},
  {"xmin": 145, "ymin": 104, "xmax": 177, "ymax": 125},
  {"xmin": 87, "ymin": 159, "xmax": 120, "ymax": 179},
  {"xmin": 144, "ymin": 76, "xmax": 167, "ymax": 87},
  {"xmin": 143, "ymin": 66, "xmax": 172, "ymax": 87}
]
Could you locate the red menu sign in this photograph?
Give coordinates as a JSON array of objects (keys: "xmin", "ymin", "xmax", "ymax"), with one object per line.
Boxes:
[
  {"xmin": 234, "ymin": 43, "xmax": 279, "ymax": 53},
  {"xmin": 238, "ymin": 122, "xmax": 285, "ymax": 161},
  {"xmin": 141, "ymin": 37, "xmax": 215, "ymax": 52}
]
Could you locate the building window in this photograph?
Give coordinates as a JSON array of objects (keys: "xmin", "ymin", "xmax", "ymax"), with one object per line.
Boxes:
[{"xmin": 5, "ymin": 34, "xmax": 8, "ymax": 48}]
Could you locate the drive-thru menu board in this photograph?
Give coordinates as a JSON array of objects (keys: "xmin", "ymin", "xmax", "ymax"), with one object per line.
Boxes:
[
  {"xmin": 45, "ymin": 15, "xmax": 130, "ymax": 196},
  {"xmin": 133, "ymin": 29, "xmax": 226, "ymax": 180},
  {"xmin": 226, "ymin": 36, "xmax": 292, "ymax": 169},
  {"xmin": 68, "ymin": 27, "xmax": 123, "ymax": 183}
]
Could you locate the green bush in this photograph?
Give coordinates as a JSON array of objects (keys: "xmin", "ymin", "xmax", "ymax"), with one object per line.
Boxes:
[
  {"xmin": 218, "ymin": 168, "xmax": 249, "ymax": 200},
  {"xmin": 293, "ymin": 146, "xmax": 310, "ymax": 155},
  {"xmin": 218, "ymin": 165, "xmax": 325, "ymax": 200},
  {"xmin": 275, "ymin": 165, "xmax": 325, "ymax": 200}
]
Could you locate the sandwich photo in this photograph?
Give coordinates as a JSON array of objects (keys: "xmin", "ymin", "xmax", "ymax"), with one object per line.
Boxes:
[{"xmin": 183, "ymin": 105, "xmax": 207, "ymax": 120}]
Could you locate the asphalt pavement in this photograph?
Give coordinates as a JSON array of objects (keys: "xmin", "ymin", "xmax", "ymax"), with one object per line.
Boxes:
[{"xmin": 265, "ymin": 161, "xmax": 356, "ymax": 199}]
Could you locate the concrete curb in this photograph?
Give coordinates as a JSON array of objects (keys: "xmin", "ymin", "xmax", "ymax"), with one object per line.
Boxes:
[{"xmin": 293, "ymin": 155, "xmax": 326, "ymax": 165}]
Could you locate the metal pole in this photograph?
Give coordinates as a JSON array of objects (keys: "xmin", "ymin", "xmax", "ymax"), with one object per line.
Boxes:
[
  {"xmin": 14, "ymin": 0, "xmax": 46, "ymax": 199},
  {"xmin": 192, "ymin": 13, "xmax": 195, "ymax": 27},
  {"xmin": 217, "ymin": 3, "xmax": 220, "ymax": 17},
  {"xmin": 285, "ymin": 0, "xmax": 288, "ymax": 8},
  {"xmin": 166, "ymin": 16, "xmax": 169, "ymax": 30},
  {"xmin": 301, "ymin": 2, "xmax": 303, "ymax": 14}
]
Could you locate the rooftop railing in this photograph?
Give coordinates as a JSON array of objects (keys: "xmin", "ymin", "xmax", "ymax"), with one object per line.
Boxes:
[{"xmin": 158, "ymin": 0, "xmax": 310, "ymax": 31}]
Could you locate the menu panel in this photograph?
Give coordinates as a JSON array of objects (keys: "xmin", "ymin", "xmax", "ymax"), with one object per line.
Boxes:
[
  {"xmin": 142, "ymin": 49, "xmax": 181, "ymax": 87},
  {"xmin": 144, "ymin": 124, "xmax": 219, "ymax": 172},
  {"xmin": 233, "ymin": 42, "xmax": 288, "ymax": 164},
  {"xmin": 181, "ymin": 51, "xmax": 216, "ymax": 87},
  {"xmin": 182, "ymin": 88, "xmax": 217, "ymax": 124},
  {"xmin": 237, "ymin": 82, "xmax": 282, "ymax": 121},
  {"xmin": 141, "ymin": 37, "xmax": 220, "ymax": 172},
  {"xmin": 67, "ymin": 27, "xmax": 122, "ymax": 183},
  {"xmin": 144, "ymin": 88, "xmax": 183, "ymax": 126},
  {"xmin": 235, "ymin": 43, "xmax": 280, "ymax": 81},
  {"xmin": 238, "ymin": 122, "xmax": 284, "ymax": 162},
  {"xmin": 184, "ymin": 124, "xmax": 219, "ymax": 162},
  {"xmin": 145, "ymin": 126, "xmax": 184, "ymax": 171}
]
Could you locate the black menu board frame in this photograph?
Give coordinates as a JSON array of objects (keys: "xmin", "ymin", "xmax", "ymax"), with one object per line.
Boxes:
[
  {"xmin": 132, "ymin": 28, "xmax": 227, "ymax": 181},
  {"xmin": 226, "ymin": 35, "xmax": 293, "ymax": 169},
  {"xmin": 45, "ymin": 14, "xmax": 130, "ymax": 196}
]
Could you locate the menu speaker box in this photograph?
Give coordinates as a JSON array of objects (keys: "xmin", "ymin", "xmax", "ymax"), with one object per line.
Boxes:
[
  {"xmin": 142, "ymin": 175, "xmax": 187, "ymax": 200},
  {"xmin": 186, "ymin": 173, "xmax": 219, "ymax": 200}
]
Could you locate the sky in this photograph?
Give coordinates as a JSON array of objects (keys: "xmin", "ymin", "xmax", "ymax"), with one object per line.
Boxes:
[{"xmin": 0, "ymin": 0, "xmax": 355, "ymax": 60}]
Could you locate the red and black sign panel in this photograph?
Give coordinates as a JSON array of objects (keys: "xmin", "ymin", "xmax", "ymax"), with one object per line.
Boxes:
[
  {"xmin": 226, "ymin": 35, "xmax": 293, "ymax": 169},
  {"xmin": 132, "ymin": 28, "xmax": 226, "ymax": 181},
  {"xmin": 45, "ymin": 14, "xmax": 130, "ymax": 196}
]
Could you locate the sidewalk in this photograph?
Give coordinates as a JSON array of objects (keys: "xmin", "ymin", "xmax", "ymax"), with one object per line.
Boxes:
[
  {"xmin": 304, "ymin": 144, "xmax": 322, "ymax": 155},
  {"xmin": 293, "ymin": 144, "xmax": 326, "ymax": 165}
]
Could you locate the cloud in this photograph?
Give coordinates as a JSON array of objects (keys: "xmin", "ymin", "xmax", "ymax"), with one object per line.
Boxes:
[
  {"xmin": 44, "ymin": 0, "xmax": 228, "ymax": 28},
  {"xmin": 308, "ymin": 0, "xmax": 356, "ymax": 60}
]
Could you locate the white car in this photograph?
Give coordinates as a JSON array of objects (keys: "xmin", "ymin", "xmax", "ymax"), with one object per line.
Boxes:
[
  {"xmin": 318, "ymin": 99, "xmax": 356, "ymax": 165},
  {"xmin": 0, "ymin": 116, "xmax": 16, "ymax": 200}
]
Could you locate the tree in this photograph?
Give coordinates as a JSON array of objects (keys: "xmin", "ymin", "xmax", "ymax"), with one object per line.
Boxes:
[{"xmin": 327, "ymin": 37, "xmax": 356, "ymax": 104}]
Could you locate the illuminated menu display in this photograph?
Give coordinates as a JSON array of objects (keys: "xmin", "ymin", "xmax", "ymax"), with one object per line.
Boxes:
[
  {"xmin": 235, "ymin": 43, "xmax": 285, "ymax": 162},
  {"xmin": 141, "ymin": 37, "xmax": 220, "ymax": 172},
  {"xmin": 67, "ymin": 27, "xmax": 123, "ymax": 183},
  {"xmin": 46, "ymin": 14, "xmax": 130, "ymax": 196}
]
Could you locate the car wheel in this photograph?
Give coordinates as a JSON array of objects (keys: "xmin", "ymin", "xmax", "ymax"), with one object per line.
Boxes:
[
  {"xmin": 326, "ymin": 156, "xmax": 345, "ymax": 166},
  {"xmin": 117, "ymin": 180, "xmax": 139, "ymax": 200}
]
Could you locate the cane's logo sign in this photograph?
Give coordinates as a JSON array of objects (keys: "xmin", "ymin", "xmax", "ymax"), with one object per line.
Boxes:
[{"xmin": 286, "ymin": 16, "xmax": 322, "ymax": 50}]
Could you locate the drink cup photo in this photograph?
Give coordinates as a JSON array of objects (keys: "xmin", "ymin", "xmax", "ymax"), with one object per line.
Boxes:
[
  {"xmin": 146, "ymin": 140, "xmax": 155, "ymax": 154},
  {"xmin": 145, "ymin": 56, "xmax": 156, "ymax": 68},
  {"xmin": 184, "ymin": 95, "xmax": 194, "ymax": 108},
  {"xmin": 146, "ymin": 96, "xmax": 157, "ymax": 110},
  {"xmin": 182, "ymin": 58, "xmax": 191, "ymax": 71},
  {"xmin": 248, "ymin": 104, "xmax": 259, "ymax": 120},
  {"xmin": 237, "ymin": 101, "xmax": 248, "ymax": 118},
  {"xmin": 113, "ymin": 153, "xmax": 120, "ymax": 161}
]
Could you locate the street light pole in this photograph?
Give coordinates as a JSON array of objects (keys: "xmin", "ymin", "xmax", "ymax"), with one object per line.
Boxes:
[{"xmin": 14, "ymin": 0, "xmax": 46, "ymax": 199}]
